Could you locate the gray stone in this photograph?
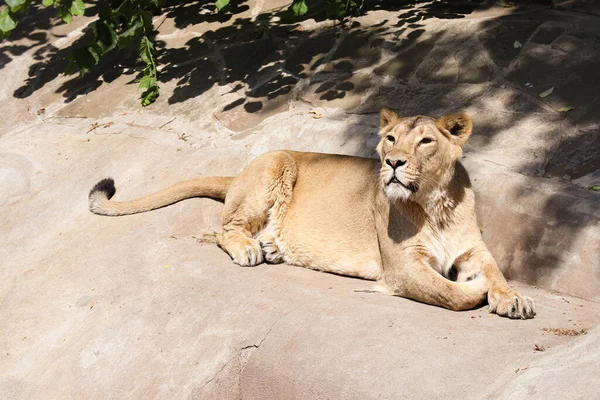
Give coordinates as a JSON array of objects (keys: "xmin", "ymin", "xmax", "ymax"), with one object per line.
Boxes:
[
  {"xmin": 284, "ymin": 30, "xmax": 341, "ymax": 78},
  {"xmin": 490, "ymin": 326, "xmax": 600, "ymax": 399},
  {"xmin": 464, "ymin": 154, "xmax": 600, "ymax": 301},
  {"xmin": 153, "ymin": 0, "xmax": 255, "ymax": 37},
  {"xmin": 507, "ymin": 29, "xmax": 600, "ymax": 127},
  {"xmin": 214, "ymin": 73, "xmax": 298, "ymax": 132},
  {"xmin": 530, "ymin": 24, "xmax": 566, "ymax": 44},
  {"xmin": 222, "ymin": 37, "xmax": 287, "ymax": 90},
  {"xmin": 479, "ymin": 20, "xmax": 542, "ymax": 69},
  {"xmin": 374, "ymin": 38, "xmax": 436, "ymax": 81},
  {"xmin": 321, "ymin": 30, "xmax": 383, "ymax": 73},
  {"xmin": 0, "ymin": 118, "xmax": 598, "ymax": 400},
  {"xmin": 544, "ymin": 129, "xmax": 600, "ymax": 180},
  {"xmin": 415, "ymin": 34, "xmax": 494, "ymax": 84},
  {"xmin": 300, "ymin": 72, "xmax": 371, "ymax": 110},
  {"xmin": 552, "ymin": 0, "xmax": 600, "ymax": 16},
  {"xmin": 2, "ymin": 2, "xmax": 600, "ymax": 398}
]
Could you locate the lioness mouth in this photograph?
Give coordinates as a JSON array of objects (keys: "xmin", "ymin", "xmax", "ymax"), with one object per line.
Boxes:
[{"xmin": 388, "ymin": 177, "xmax": 418, "ymax": 193}]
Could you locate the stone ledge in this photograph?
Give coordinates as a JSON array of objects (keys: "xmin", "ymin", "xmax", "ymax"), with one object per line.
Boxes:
[{"xmin": 464, "ymin": 153, "xmax": 600, "ymax": 301}]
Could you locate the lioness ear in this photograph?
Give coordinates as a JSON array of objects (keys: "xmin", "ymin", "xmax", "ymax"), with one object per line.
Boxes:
[
  {"xmin": 380, "ymin": 107, "xmax": 401, "ymax": 127},
  {"xmin": 437, "ymin": 113, "xmax": 473, "ymax": 146}
]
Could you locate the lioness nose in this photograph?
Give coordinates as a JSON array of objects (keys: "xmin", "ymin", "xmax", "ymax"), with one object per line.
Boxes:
[{"xmin": 385, "ymin": 158, "xmax": 406, "ymax": 169}]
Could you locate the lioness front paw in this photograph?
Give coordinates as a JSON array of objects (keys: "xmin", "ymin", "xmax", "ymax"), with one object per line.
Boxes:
[
  {"xmin": 488, "ymin": 286, "xmax": 535, "ymax": 319},
  {"xmin": 261, "ymin": 240, "xmax": 284, "ymax": 264}
]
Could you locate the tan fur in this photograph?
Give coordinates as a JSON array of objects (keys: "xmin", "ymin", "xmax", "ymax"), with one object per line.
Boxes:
[
  {"xmin": 89, "ymin": 177, "xmax": 232, "ymax": 216},
  {"xmin": 89, "ymin": 109, "xmax": 535, "ymax": 319}
]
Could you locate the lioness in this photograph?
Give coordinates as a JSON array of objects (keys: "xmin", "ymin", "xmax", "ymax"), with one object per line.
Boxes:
[{"xmin": 89, "ymin": 108, "xmax": 535, "ymax": 319}]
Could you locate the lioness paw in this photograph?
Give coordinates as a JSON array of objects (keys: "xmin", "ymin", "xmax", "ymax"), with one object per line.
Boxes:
[
  {"xmin": 230, "ymin": 239, "xmax": 263, "ymax": 267},
  {"xmin": 260, "ymin": 239, "xmax": 284, "ymax": 264},
  {"xmin": 488, "ymin": 286, "xmax": 535, "ymax": 319}
]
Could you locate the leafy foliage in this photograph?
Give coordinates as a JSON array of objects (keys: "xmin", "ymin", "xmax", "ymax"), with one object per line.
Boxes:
[
  {"xmin": 5, "ymin": 0, "xmax": 31, "ymax": 13},
  {"xmin": 326, "ymin": 0, "xmax": 364, "ymax": 19},
  {"xmin": 215, "ymin": 0, "xmax": 230, "ymax": 12},
  {"xmin": 67, "ymin": 0, "xmax": 163, "ymax": 105},
  {"xmin": 0, "ymin": 0, "xmax": 26, "ymax": 39},
  {"xmin": 56, "ymin": 0, "xmax": 85, "ymax": 24},
  {"xmin": 0, "ymin": 9, "xmax": 18, "ymax": 38},
  {"xmin": 2, "ymin": 0, "xmax": 366, "ymax": 105},
  {"xmin": 289, "ymin": 0, "xmax": 364, "ymax": 19},
  {"xmin": 290, "ymin": 0, "xmax": 308, "ymax": 17},
  {"xmin": 2, "ymin": 0, "xmax": 162, "ymax": 105},
  {"xmin": 138, "ymin": 35, "xmax": 159, "ymax": 105}
]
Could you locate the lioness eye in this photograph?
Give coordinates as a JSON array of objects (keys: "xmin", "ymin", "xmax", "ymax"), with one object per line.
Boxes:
[
  {"xmin": 420, "ymin": 137, "xmax": 434, "ymax": 145},
  {"xmin": 386, "ymin": 135, "xmax": 395, "ymax": 143}
]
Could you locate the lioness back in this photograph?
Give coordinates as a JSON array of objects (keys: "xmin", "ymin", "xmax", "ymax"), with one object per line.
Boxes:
[{"xmin": 276, "ymin": 152, "xmax": 383, "ymax": 279}]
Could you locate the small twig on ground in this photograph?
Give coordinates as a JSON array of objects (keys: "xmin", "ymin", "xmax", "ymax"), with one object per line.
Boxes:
[
  {"xmin": 159, "ymin": 117, "xmax": 176, "ymax": 129},
  {"xmin": 87, "ymin": 121, "xmax": 114, "ymax": 134},
  {"xmin": 533, "ymin": 344, "xmax": 545, "ymax": 352}
]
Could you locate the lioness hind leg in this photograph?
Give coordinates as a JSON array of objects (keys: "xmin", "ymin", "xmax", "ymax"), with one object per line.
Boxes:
[
  {"xmin": 218, "ymin": 231, "xmax": 263, "ymax": 267},
  {"xmin": 218, "ymin": 151, "xmax": 297, "ymax": 267}
]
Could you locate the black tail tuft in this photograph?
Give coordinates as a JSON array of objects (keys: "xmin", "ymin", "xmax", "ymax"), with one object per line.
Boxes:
[{"xmin": 90, "ymin": 178, "xmax": 116, "ymax": 199}]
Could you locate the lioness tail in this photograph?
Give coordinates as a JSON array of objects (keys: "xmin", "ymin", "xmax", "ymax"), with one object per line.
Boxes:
[{"xmin": 89, "ymin": 176, "xmax": 234, "ymax": 216}]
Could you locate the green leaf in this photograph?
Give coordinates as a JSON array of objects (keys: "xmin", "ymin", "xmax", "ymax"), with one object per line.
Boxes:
[
  {"xmin": 141, "ymin": 85, "xmax": 159, "ymax": 106},
  {"xmin": 64, "ymin": 58, "xmax": 76, "ymax": 75},
  {"xmin": 120, "ymin": 19, "xmax": 142, "ymax": 39},
  {"xmin": 290, "ymin": 0, "xmax": 308, "ymax": 16},
  {"xmin": 215, "ymin": 0, "xmax": 230, "ymax": 11},
  {"xmin": 42, "ymin": 0, "xmax": 55, "ymax": 6},
  {"xmin": 539, "ymin": 86, "xmax": 554, "ymax": 98},
  {"xmin": 110, "ymin": 0, "xmax": 130, "ymax": 17},
  {"xmin": 118, "ymin": 18, "xmax": 143, "ymax": 48},
  {"xmin": 138, "ymin": 35, "xmax": 155, "ymax": 65},
  {"xmin": 138, "ymin": 75, "xmax": 156, "ymax": 89},
  {"xmin": 87, "ymin": 45, "xmax": 100, "ymax": 63},
  {"xmin": 72, "ymin": 47, "xmax": 98, "ymax": 75},
  {"xmin": 139, "ymin": 9, "xmax": 153, "ymax": 31},
  {"xmin": 0, "ymin": 10, "xmax": 17, "ymax": 35},
  {"xmin": 57, "ymin": 8, "xmax": 73, "ymax": 24},
  {"xmin": 326, "ymin": 0, "xmax": 348, "ymax": 19},
  {"xmin": 136, "ymin": 32, "xmax": 159, "ymax": 106},
  {"xmin": 94, "ymin": 20, "xmax": 118, "ymax": 53},
  {"xmin": 70, "ymin": 0, "xmax": 86, "ymax": 16},
  {"xmin": 513, "ymin": 40, "xmax": 522, "ymax": 48},
  {"xmin": 97, "ymin": 1, "xmax": 112, "ymax": 20},
  {"xmin": 557, "ymin": 106, "xmax": 574, "ymax": 112},
  {"xmin": 143, "ymin": 0, "xmax": 161, "ymax": 8},
  {"xmin": 591, "ymin": 185, "xmax": 600, "ymax": 191},
  {"xmin": 5, "ymin": 0, "xmax": 27, "ymax": 13}
]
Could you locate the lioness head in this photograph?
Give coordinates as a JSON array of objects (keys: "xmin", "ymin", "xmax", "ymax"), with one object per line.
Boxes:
[{"xmin": 376, "ymin": 108, "xmax": 473, "ymax": 202}]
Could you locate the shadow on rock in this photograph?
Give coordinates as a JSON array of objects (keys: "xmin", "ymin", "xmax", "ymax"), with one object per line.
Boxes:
[{"xmin": 5, "ymin": 0, "xmax": 599, "ymax": 288}]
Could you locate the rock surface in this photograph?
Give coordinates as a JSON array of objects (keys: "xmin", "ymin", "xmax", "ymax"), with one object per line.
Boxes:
[
  {"xmin": 491, "ymin": 325, "xmax": 600, "ymax": 399},
  {"xmin": 1, "ymin": 0, "xmax": 599, "ymax": 398}
]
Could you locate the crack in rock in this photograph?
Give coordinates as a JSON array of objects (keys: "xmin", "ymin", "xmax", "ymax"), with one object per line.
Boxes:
[
  {"xmin": 241, "ymin": 304, "xmax": 303, "ymax": 352},
  {"xmin": 198, "ymin": 304, "xmax": 303, "ymax": 394}
]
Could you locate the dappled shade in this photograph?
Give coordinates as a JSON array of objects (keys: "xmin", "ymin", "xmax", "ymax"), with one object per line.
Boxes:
[{"xmin": 1, "ymin": 0, "xmax": 599, "ymax": 290}]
